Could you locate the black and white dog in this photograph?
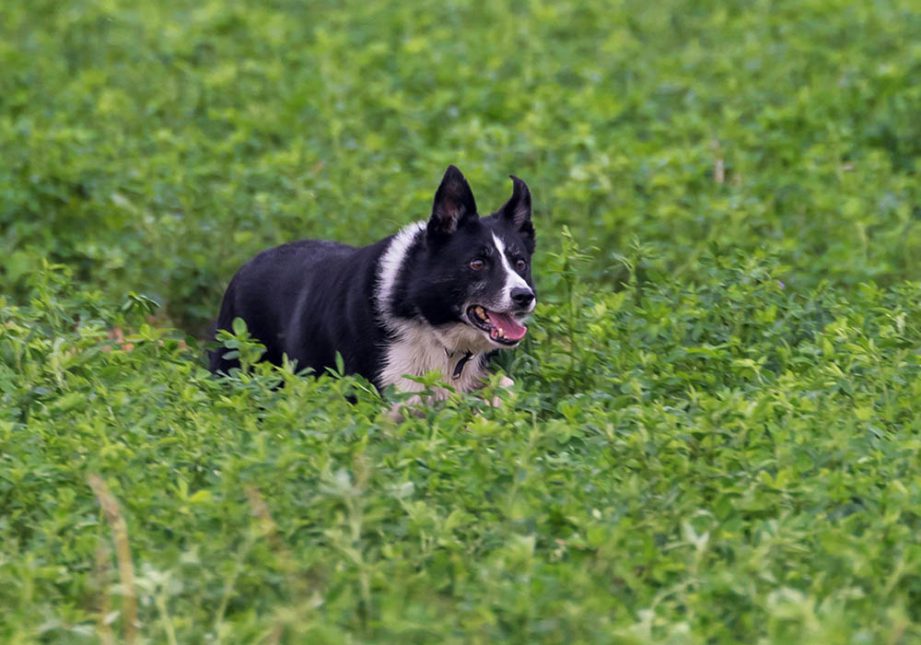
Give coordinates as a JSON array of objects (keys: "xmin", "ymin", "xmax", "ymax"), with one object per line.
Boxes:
[{"xmin": 210, "ymin": 165, "xmax": 536, "ymax": 398}]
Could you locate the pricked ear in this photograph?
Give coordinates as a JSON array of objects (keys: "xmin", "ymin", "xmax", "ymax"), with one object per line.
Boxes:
[
  {"xmin": 498, "ymin": 175, "xmax": 534, "ymax": 239},
  {"xmin": 428, "ymin": 165, "xmax": 478, "ymax": 237}
]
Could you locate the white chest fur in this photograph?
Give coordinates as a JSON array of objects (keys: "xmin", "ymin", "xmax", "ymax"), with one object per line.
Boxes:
[{"xmin": 377, "ymin": 323, "xmax": 487, "ymax": 395}]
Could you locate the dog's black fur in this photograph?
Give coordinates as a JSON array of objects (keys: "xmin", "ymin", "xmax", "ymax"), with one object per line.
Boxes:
[
  {"xmin": 210, "ymin": 165, "xmax": 536, "ymax": 392},
  {"xmin": 211, "ymin": 238, "xmax": 390, "ymax": 378}
]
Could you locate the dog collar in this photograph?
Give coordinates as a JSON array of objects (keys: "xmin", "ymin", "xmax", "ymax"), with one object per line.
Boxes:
[{"xmin": 447, "ymin": 350, "xmax": 475, "ymax": 380}]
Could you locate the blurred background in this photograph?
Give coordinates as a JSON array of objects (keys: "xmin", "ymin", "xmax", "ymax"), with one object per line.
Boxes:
[{"xmin": 2, "ymin": 0, "xmax": 919, "ymax": 334}]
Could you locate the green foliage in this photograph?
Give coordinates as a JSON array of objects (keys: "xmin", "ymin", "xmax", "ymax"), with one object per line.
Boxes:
[
  {"xmin": 3, "ymin": 257, "xmax": 921, "ymax": 642},
  {"xmin": 2, "ymin": 0, "xmax": 921, "ymax": 642},
  {"xmin": 2, "ymin": 0, "xmax": 920, "ymax": 332}
]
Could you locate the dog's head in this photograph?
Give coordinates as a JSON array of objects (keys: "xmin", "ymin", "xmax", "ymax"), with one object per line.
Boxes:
[{"xmin": 401, "ymin": 165, "xmax": 537, "ymax": 352}]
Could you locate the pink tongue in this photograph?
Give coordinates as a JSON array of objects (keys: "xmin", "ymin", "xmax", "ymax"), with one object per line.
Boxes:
[{"xmin": 486, "ymin": 311, "xmax": 528, "ymax": 341}]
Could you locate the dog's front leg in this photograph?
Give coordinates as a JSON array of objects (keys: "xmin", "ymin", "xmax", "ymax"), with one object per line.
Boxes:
[
  {"xmin": 384, "ymin": 374, "xmax": 514, "ymax": 421},
  {"xmin": 385, "ymin": 378, "xmax": 453, "ymax": 422}
]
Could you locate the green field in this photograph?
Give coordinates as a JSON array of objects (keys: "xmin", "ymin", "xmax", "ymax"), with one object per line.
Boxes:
[{"xmin": 2, "ymin": 0, "xmax": 921, "ymax": 642}]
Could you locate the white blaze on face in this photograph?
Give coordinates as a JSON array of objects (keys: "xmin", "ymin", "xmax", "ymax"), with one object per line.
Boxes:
[{"xmin": 491, "ymin": 232, "xmax": 533, "ymax": 312}]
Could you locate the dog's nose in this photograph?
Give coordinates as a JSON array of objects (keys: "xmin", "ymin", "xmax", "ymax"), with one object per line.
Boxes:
[{"xmin": 511, "ymin": 287, "xmax": 535, "ymax": 308}]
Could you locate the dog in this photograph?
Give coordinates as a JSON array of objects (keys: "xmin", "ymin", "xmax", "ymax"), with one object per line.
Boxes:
[{"xmin": 209, "ymin": 165, "xmax": 536, "ymax": 402}]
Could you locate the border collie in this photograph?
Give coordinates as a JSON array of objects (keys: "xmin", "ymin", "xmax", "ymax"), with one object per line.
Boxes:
[{"xmin": 209, "ymin": 165, "xmax": 536, "ymax": 400}]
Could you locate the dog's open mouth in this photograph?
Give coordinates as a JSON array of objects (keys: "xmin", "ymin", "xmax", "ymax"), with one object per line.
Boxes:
[{"xmin": 466, "ymin": 305, "xmax": 528, "ymax": 345}]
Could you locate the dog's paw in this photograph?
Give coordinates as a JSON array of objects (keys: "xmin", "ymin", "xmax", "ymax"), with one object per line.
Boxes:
[
  {"xmin": 488, "ymin": 376, "xmax": 516, "ymax": 408},
  {"xmin": 386, "ymin": 396, "xmax": 428, "ymax": 423}
]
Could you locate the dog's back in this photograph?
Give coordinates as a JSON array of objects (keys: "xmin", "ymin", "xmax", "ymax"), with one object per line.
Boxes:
[{"xmin": 209, "ymin": 238, "xmax": 388, "ymax": 377}]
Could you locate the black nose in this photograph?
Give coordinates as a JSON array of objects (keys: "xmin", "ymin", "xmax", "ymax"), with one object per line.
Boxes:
[{"xmin": 511, "ymin": 287, "xmax": 535, "ymax": 308}]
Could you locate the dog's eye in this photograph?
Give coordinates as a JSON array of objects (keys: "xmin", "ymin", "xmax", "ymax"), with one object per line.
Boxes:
[
  {"xmin": 469, "ymin": 259, "xmax": 486, "ymax": 271},
  {"xmin": 514, "ymin": 259, "xmax": 527, "ymax": 272}
]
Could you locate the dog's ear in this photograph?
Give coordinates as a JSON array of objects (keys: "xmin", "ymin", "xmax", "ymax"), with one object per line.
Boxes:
[
  {"xmin": 428, "ymin": 165, "xmax": 478, "ymax": 238},
  {"xmin": 498, "ymin": 175, "xmax": 534, "ymax": 240}
]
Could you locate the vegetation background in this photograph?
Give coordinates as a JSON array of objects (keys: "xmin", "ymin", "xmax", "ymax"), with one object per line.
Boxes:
[{"xmin": 2, "ymin": 0, "xmax": 920, "ymax": 641}]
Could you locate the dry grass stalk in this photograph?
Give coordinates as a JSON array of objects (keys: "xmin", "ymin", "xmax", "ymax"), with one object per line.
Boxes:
[
  {"xmin": 88, "ymin": 474, "xmax": 138, "ymax": 644},
  {"xmin": 94, "ymin": 544, "xmax": 116, "ymax": 645}
]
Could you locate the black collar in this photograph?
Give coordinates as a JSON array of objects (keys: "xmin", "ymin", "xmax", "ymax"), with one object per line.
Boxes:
[{"xmin": 447, "ymin": 350, "xmax": 475, "ymax": 380}]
